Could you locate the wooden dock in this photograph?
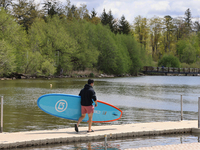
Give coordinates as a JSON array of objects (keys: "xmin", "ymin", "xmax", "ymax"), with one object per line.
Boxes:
[
  {"xmin": 142, "ymin": 66, "xmax": 200, "ymax": 75},
  {"xmin": 0, "ymin": 120, "xmax": 199, "ymax": 149}
]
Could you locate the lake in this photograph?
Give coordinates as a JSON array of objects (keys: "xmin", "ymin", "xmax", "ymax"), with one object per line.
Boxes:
[{"xmin": 0, "ymin": 76, "xmax": 199, "ymax": 132}]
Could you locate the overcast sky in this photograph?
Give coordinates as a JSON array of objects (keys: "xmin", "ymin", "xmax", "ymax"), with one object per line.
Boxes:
[{"xmin": 37, "ymin": 0, "xmax": 200, "ymax": 23}]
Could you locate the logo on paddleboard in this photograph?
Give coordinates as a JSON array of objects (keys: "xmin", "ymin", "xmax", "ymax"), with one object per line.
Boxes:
[{"xmin": 55, "ymin": 100, "xmax": 68, "ymax": 112}]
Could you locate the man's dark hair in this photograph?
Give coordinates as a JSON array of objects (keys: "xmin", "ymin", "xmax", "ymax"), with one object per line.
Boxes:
[{"xmin": 88, "ymin": 79, "xmax": 94, "ymax": 84}]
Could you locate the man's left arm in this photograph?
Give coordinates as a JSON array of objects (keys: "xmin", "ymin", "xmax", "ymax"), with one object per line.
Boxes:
[{"xmin": 92, "ymin": 91, "xmax": 97, "ymax": 107}]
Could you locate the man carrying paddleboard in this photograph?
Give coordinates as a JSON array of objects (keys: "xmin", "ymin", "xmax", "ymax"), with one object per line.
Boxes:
[{"xmin": 75, "ymin": 79, "xmax": 98, "ymax": 132}]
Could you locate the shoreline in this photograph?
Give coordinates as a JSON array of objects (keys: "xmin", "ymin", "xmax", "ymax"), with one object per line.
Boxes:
[{"xmin": 1, "ymin": 72, "xmax": 199, "ymax": 81}]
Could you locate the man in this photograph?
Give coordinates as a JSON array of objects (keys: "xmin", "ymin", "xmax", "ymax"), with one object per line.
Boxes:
[{"xmin": 75, "ymin": 79, "xmax": 98, "ymax": 132}]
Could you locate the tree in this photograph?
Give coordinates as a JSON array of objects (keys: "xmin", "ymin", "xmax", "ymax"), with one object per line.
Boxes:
[
  {"xmin": 162, "ymin": 15, "xmax": 174, "ymax": 53},
  {"xmin": 0, "ymin": 0, "xmax": 12, "ymax": 10},
  {"xmin": 77, "ymin": 4, "xmax": 89, "ymax": 19},
  {"xmin": 0, "ymin": 40, "xmax": 16, "ymax": 76},
  {"xmin": 42, "ymin": 0, "xmax": 64, "ymax": 18},
  {"xmin": 173, "ymin": 17, "xmax": 186, "ymax": 40},
  {"xmin": 184, "ymin": 8, "xmax": 192, "ymax": 33},
  {"xmin": 119, "ymin": 15, "xmax": 130, "ymax": 34},
  {"xmin": 64, "ymin": 20, "xmax": 99, "ymax": 71},
  {"xmin": 120, "ymin": 34, "xmax": 143, "ymax": 75},
  {"xmin": 12, "ymin": 0, "xmax": 42, "ymax": 32},
  {"xmin": 149, "ymin": 16, "xmax": 162, "ymax": 60},
  {"xmin": 107, "ymin": 10, "xmax": 117, "ymax": 33},
  {"xmin": 100, "ymin": 9, "xmax": 118, "ymax": 33},
  {"xmin": 91, "ymin": 8, "xmax": 97, "ymax": 18},
  {"xmin": 133, "ymin": 16, "xmax": 149, "ymax": 49},
  {"xmin": 100, "ymin": 9, "xmax": 108, "ymax": 26},
  {"xmin": 0, "ymin": 8, "xmax": 29, "ymax": 73},
  {"xmin": 194, "ymin": 21, "xmax": 200, "ymax": 33},
  {"xmin": 158, "ymin": 55, "xmax": 180, "ymax": 67},
  {"xmin": 176, "ymin": 35, "xmax": 199, "ymax": 64},
  {"xmin": 182, "ymin": 43, "xmax": 196, "ymax": 64}
]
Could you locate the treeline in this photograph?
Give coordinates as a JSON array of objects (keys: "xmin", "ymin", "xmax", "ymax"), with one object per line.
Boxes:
[
  {"xmin": 0, "ymin": 0, "xmax": 200, "ymax": 77},
  {"xmin": 0, "ymin": 0, "xmax": 151, "ymax": 77},
  {"xmin": 133, "ymin": 9, "xmax": 200, "ymax": 68}
]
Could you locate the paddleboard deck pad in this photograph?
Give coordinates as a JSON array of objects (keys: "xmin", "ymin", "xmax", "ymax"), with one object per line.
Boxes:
[{"xmin": 37, "ymin": 93, "xmax": 123, "ymax": 123}]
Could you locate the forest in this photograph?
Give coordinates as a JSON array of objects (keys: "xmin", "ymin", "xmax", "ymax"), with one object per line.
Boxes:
[{"xmin": 0, "ymin": 0, "xmax": 200, "ymax": 77}]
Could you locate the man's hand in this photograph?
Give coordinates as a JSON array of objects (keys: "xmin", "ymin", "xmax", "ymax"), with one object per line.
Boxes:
[{"xmin": 95, "ymin": 102, "xmax": 98, "ymax": 107}]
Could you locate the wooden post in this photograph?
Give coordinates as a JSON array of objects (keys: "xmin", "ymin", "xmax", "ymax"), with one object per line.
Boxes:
[
  {"xmin": 198, "ymin": 97, "xmax": 200, "ymax": 128},
  {"xmin": 1, "ymin": 96, "xmax": 3, "ymax": 133},
  {"xmin": 104, "ymin": 135, "xmax": 107, "ymax": 150}
]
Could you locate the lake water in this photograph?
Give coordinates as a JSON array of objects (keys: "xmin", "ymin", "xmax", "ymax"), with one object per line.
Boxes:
[{"xmin": 1, "ymin": 76, "xmax": 200, "ymax": 149}]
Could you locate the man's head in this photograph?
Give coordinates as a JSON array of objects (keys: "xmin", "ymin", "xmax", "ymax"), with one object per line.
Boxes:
[{"xmin": 88, "ymin": 79, "xmax": 94, "ymax": 86}]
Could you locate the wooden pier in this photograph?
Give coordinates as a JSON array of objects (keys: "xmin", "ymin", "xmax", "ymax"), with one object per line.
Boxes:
[
  {"xmin": 0, "ymin": 120, "xmax": 199, "ymax": 149},
  {"xmin": 142, "ymin": 66, "xmax": 200, "ymax": 76}
]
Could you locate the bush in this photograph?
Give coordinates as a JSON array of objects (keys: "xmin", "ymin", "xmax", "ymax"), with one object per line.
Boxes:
[
  {"xmin": 89, "ymin": 73, "xmax": 94, "ymax": 77},
  {"xmin": 158, "ymin": 55, "xmax": 180, "ymax": 68}
]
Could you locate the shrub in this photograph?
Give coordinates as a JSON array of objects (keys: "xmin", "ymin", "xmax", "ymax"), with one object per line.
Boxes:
[
  {"xmin": 158, "ymin": 55, "xmax": 180, "ymax": 68},
  {"xmin": 89, "ymin": 73, "xmax": 94, "ymax": 77}
]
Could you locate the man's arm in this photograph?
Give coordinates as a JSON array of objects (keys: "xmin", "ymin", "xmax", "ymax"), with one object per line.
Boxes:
[{"xmin": 94, "ymin": 100, "xmax": 98, "ymax": 107}]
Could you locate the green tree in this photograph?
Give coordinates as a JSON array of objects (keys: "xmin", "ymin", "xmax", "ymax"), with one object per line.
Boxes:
[
  {"xmin": 184, "ymin": 8, "xmax": 192, "ymax": 33},
  {"xmin": 173, "ymin": 17, "xmax": 185, "ymax": 41},
  {"xmin": 100, "ymin": 8, "xmax": 108, "ymax": 26},
  {"xmin": 65, "ymin": 20, "xmax": 99, "ymax": 71},
  {"xmin": 177, "ymin": 35, "xmax": 199, "ymax": 64},
  {"xmin": 91, "ymin": 8, "xmax": 97, "ymax": 18},
  {"xmin": 149, "ymin": 16, "xmax": 162, "ymax": 60},
  {"xmin": 194, "ymin": 21, "xmax": 200, "ymax": 32},
  {"xmin": 100, "ymin": 9, "xmax": 118, "ymax": 34},
  {"xmin": 121, "ymin": 34, "xmax": 143, "ymax": 75},
  {"xmin": 119, "ymin": 15, "xmax": 130, "ymax": 34},
  {"xmin": 162, "ymin": 15, "xmax": 174, "ymax": 53},
  {"xmin": 133, "ymin": 16, "xmax": 149, "ymax": 49},
  {"xmin": 0, "ymin": 8, "xmax": 28, "ymax": 73},
  {"xmin": 0, "ymin": 0, "xmax": 12, "ymax": 10},
  {"xmin": 158, "ymin": 55, "xmax": 180, "ymax": 67},
  {"xmin": 176, "ymin": 39, "xmax": 187, "ymax": 62},
  {"xmin": 0, "ymin": 40, "xmax": 16, "ymax": 76},
  {"xmin": 42, "ymin": 0, "xmax": 65, "ymax": 18},
  {"xmin": 92, "ymin": 24, "xmax": 119, "ymax": 74},
  {"xmin": 29, "ymin": 16, "xmax": 76, "ymax": 75},
  {"xmin": 12, "ymin": 0, "xmax": 42, "ymax": 32},
  {"xmin": 181, "ymin": 43, "xmax": 196, "ymax": 64}
]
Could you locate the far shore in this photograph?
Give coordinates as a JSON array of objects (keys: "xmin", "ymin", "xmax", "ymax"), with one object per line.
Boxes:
[{"xmin": 1, "ymin": 72, "xmax": 199, "ymax": 81}]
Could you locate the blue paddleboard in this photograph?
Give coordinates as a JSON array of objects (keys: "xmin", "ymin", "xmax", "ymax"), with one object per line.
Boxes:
[{"xmin": 37, "ymin": 93, "xmax": 123, "ymax": 123}]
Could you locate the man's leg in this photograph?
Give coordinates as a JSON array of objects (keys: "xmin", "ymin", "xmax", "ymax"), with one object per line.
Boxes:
[
  {"xmin": 88, "ymin": 113, "xmax": 93, "ymax": 131},
  {"xmin": 75, "ymin": 114, "xmax": 86, "ymax": 132},
  {"xmin": 77, "ymin": 114, "xmax": 86, "ymax": 127}
]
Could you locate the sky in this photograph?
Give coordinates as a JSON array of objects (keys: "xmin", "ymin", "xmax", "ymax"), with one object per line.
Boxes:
[{"xmin": 36, "ymin": 0, "xmax": 200, "ymax": 23}]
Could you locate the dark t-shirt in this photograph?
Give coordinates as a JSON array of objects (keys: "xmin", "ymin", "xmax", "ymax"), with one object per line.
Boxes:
[{"xmin": 79, "ymin": 84, "xmax": 97, "ymax": 106}]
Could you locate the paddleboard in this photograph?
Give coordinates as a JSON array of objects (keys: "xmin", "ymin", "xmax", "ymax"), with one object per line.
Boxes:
[{"xmin": 37, "ymin": 93, "xmax": 123, "ymax": 123}]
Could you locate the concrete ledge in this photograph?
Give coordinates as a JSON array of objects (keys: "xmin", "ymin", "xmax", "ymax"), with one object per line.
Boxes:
[{"xmin": 192, "ymin": 128, "xmax": 200, "ymax": 134}]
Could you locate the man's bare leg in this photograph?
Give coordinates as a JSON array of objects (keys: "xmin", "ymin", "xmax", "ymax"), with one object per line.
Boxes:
[
  {"xmin": 77, "ymin": 114, "xmax": 86, "ymax": 127},
  {"xmin": 88, "ymin": 113, "xmax": 93, "ymax": 131}
]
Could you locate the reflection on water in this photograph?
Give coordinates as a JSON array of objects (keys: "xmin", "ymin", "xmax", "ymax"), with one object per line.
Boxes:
[
  {"xmin": 0, "ymin": 76, "xmax": 200, "ymax": 132},
  {"xmin": 16, "ymin": 134, "xmax": 200, "ymax": 150}
]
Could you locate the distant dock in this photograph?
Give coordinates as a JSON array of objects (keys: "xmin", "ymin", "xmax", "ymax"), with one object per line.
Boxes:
[
  {"xmin": 0, "ymin": 120, "xmax": 199, "ymax": 149},
  {"xmin": 142, "ymin": 66, "xmax": 200, "ymax": 76}
]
